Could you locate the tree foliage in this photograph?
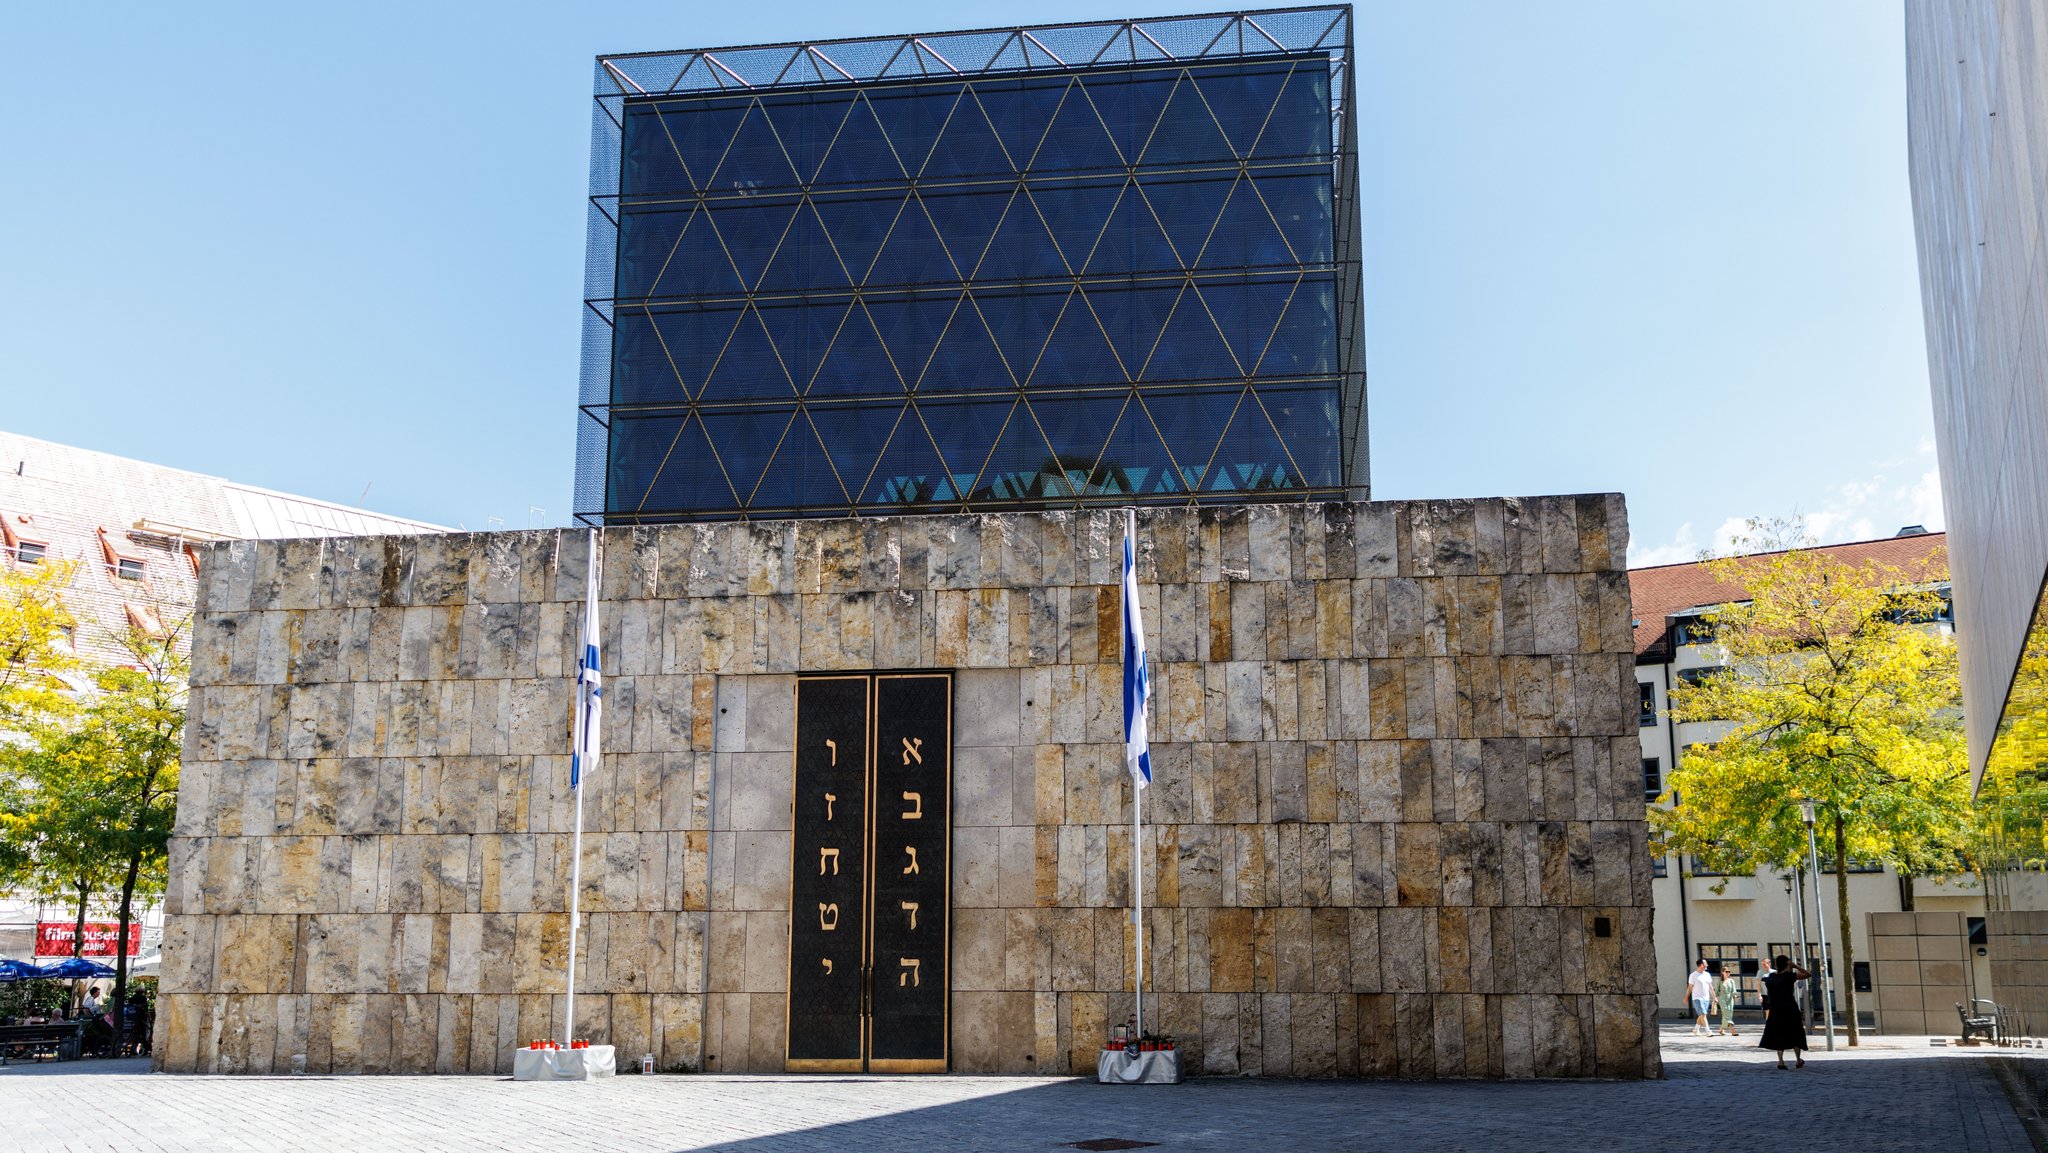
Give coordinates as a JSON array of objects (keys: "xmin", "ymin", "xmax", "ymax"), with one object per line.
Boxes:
[
  {"xmin": 1973, "ymin": 603, "xmax": 2048, "ymax": 873},
  {"xmin": 0, "ymin": 580, "xmax": 184, "ymax": 1046},
  {"xmin": 0, "ymin": 560, "xmax": 77, "ymax": 729},
  {"xmin": 0, "ymin": 738, "xmax": 123, "ymax": 948},
  {"xmin": 1646, "ymin": 519, "xmax": 1972, "ymax": 1046}
]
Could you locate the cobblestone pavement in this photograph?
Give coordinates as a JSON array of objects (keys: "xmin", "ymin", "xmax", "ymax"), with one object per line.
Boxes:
[{"xmin": 1, "ymin": 1027, "xmax": 2036, "ymax": 1152}]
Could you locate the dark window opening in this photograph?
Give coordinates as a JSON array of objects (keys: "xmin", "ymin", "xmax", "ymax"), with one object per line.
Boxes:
[
  {"xmin": 1698, "ymin": 943, "xmax": 1762, "ymax": 1008},
  {"xmin": 1638, "ymin": 681, "xmax": 1656, "ymax": 726},
  {"xmin": 1672, "ymin": 616, "xmax": 1717, "ymax": 646},
  {"xmin": 1881, "ymin": 592, "xmax": 1955, "ymax": 626},
  {"xmin": 1642, "ymin": 757, "xmax": 1662, "ymax": 801},
  {"xmin": 1768, "ymin": 942, "xmax": 1837, "ymax": 1017},
  {"xmin": 1675, "ymin": 665, "xmax": 1724, "ymax": 689}
]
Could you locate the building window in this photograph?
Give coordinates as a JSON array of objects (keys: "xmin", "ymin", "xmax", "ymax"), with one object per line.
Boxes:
[
  {"xmin": 1643, "ymin": 757, "xmax": 1662, "ymax": 801},
  {"xmin": 1767, "ymin": 942, "xmax": 1835, "ymax": 1016},
  {"xmin": 1813, "ymin": 854, "xmax": 1886, "ymax": 875},
  {"xmin": 123, "ymin": 603, "xmax": 165, "ymax": 637},
  {"xmin": 1672, "ymin": 668, "xmax": 1727, "ymax": 719},
  {"xmin": 1638, "ymin": 681, "xmax": 1656, "ymax": 726},
  {"xmin": 1883, "ymin": 591, "xmax": 1955, "ymax": 626},
  {"xmin": 1767, "ymin": 943, "xmax": 1819, "ymax": 970},
  {"xmin": 1698, "ymin": 943, "xmax": 1762, "ymax": 1008},
  {"xmin": 114, "ymin": 556, "xmax": 146, "ymax": 582},
  {"xmin": 1675, "ymin": 665, "xmax": 1724, "ymax": 689},
  {"xmin": 1652, "ymin": 853, "xmax": 1668, "ymax": 878},
  {"xmin": 1672, "ymin": 616, "xmax": 1717, "ymax": 646},
  {"xmin": 13, "ymin": 540, "xmax": 45, "ymax": 564}
]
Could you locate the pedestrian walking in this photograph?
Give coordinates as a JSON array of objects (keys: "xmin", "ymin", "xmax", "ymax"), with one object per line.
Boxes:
[
  {"xmin": 1687, "ymin": 959, "xmax": 1714, "ymax": 1036},
  {"xmin": 1716, "ymin": 965, "xmax": 1740, "ymax": 1036},
  {"xmin": 1759, "ymin": 953, "xmax": 1811, "ymax": 1069}
]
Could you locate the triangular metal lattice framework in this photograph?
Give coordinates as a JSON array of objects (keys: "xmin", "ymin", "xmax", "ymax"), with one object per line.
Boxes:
[{"xmin": 577, "ymin": 6, "xmax": 1365, "ymax": 524}]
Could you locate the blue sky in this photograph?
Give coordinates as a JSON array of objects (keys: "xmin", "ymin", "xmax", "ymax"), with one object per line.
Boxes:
[{"xmin": 0, "ymin": 2, "xmax": 1938, "ymax": 560}]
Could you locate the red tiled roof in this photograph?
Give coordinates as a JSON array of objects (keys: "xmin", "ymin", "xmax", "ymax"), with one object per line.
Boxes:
[{"xmin": 1629, "ymin": 532, "xmax": 1948, "ymax": 659}]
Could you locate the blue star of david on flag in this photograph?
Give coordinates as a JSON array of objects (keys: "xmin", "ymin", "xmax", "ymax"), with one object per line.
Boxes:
[
  {"xmin": 571, "ymin": 532, "xmax": 603, "ymax": 790},
  {"xmin": 1123, "ymin": 512, "xmax": 1151, "ymax": 789}
]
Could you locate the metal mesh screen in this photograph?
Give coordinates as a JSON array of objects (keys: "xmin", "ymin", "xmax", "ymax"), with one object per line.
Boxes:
[{"xmin": 576, "ymin": 6, "xmax": 1363, "ymax": 524}]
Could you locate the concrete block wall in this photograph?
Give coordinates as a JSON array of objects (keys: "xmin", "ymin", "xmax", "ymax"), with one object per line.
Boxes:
[
  {"xmin": 156, "ymin": 497, "xmax": 1661, "ymax": 1078},
  {"xmin": 1870, "ymin": 910, "xmax": 1970, "ymax": 1035},
  {"xmin": 1989, "ymin": 910, "xmax": 2048, "ymax": 1038}
]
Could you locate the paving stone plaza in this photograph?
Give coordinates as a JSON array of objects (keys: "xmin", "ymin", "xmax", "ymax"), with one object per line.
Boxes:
[{"xmin": 1, "ymin": 1028, "xmax": 2037, "ymax": 1152}]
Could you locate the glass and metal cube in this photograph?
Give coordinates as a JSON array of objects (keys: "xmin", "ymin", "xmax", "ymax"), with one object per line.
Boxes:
[{"xmin": 577, "ymin": 7, "xmax": 1367, "ymax": 523}]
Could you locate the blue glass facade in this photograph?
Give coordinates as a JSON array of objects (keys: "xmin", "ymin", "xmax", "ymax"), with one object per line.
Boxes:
[{"xmin": 578, "ymin": 9, "xmax": 1365, "ymax": 524}]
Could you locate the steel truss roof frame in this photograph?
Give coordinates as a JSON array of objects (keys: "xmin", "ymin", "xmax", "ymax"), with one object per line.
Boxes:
[{"xmin": 575, "ymin": 6, "xmax": 1362, "ymax": 525}]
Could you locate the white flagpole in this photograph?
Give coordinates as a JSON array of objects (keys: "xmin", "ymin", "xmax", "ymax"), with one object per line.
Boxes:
[
  {"xmin": 1134, "ymin": 744, "xmax": 1144, "ymax": 1040},
  {"xmin": 1126, "ymin": 507, "xmax": 1145, "ymax": 1043},
  {"xmin": 564, "ymin": 764, "xmax": 587, "ymax": 1048},
  {"xmin": 564, "ymin": 529, "xmax": 600, "ymax": 1047}
]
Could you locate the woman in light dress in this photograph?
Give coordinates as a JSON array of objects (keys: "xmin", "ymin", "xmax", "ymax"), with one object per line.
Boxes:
[{"xmin": 1716, "ymin": 966, "xmax": 1740, "ymax": 1036}]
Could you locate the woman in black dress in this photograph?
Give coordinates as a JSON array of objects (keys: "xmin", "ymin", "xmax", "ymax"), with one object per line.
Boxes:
[{"xmin": 1758, "ymin": 954, "xmax": 1811, "ymax": 1069}]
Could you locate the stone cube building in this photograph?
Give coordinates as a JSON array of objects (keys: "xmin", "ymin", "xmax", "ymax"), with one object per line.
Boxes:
[{"xmin": 155, "ymin": 496, "xmax": 1661, "ymax": 1077}]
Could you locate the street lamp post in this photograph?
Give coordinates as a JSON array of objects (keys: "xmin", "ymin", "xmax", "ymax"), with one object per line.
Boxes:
[{"xmin": 1797, "ymin": 800, "xmax": 1837, "ymax": 1052}]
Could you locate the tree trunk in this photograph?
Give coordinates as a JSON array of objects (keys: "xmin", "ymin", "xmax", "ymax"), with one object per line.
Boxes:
[
  {"xmin": 71, "ymin": 880, "xmax": 88, "ymax": 959},
  {"xmin": 66, "ymin": 880, "xmax": 90, "ymax": 1017},
  {"xmin": 1835, "ymin": 815, "xmax": 1859, "ymax": 1046},
  {"xmin": 112, "ymin": 851, "xmax": 140, "ymax": 1057}
]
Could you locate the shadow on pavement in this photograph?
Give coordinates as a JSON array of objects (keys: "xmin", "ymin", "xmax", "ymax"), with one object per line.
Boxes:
[
  {"xmin": 628, "ymin": 1051, "xmax": 2033, "ymax": 1153},
  {"xmin": 0, "ymin": 1056, "xmax": 151, "ymax": 1077}
]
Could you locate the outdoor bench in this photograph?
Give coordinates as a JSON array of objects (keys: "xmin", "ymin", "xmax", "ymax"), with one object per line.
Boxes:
[
  {"xmin": 0, "ymin": 1022, "xmax": 86, "ymax": 1064},
  {"xmin": 1958, "ymin": 1000, "xmax": 1999, "ymax": 1043}
]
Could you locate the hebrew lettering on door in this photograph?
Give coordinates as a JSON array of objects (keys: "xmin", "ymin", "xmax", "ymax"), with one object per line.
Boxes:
[{"xmin": 785, "ymin": 672, "xmax": 951, "ymax": 1073}]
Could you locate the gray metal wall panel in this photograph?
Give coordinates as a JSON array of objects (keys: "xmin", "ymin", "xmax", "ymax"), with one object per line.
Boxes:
[{"xmin": 1905, "ymin": 0, "xmax": 2048, "ymax": 780}]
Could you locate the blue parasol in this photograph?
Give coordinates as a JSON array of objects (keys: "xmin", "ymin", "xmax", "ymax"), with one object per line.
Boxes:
[
  {"xmin": 0, "ymin": 958, "xmax": 42, "ymax": 981},
  {"xmin": 33, "ymin": 957, "xmax": 117, "ymax": 979}
]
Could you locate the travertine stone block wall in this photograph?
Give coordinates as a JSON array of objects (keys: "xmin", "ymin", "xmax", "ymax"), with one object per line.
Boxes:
[{"xmin": 157, "ymin": 497, "xmax": 1661, "ymax": 1078}]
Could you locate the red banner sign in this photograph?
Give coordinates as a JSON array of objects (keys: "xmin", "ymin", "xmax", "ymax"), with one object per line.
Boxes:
[{"xmin": 33, "ymin": 922, "xmax": 142, "ymax": 958}]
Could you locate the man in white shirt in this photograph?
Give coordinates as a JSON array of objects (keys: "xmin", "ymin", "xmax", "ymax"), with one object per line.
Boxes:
[{"xmin": 1687, "ymin": 960, "xmax": 1715, "ymax": 1036}]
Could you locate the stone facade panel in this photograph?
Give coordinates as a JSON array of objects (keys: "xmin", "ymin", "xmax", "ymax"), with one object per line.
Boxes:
[{"xmin": 158, "ymin": 500, "xmax": 1656, "ymax": 1079}]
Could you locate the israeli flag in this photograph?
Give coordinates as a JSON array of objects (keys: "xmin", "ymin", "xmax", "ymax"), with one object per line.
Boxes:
[
  {"xmin": 1122, "ymin": 511, "xmax": 1151, "ymax": 789},
  {"xmin": 571, "ymin": 531, "xmax": 602, "ymax": 790}
]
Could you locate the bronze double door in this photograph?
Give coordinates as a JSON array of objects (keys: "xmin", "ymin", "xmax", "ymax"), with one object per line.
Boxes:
[{"xmin": 785, "ymin": 672, "xmax": 951, "ymax": 1073}]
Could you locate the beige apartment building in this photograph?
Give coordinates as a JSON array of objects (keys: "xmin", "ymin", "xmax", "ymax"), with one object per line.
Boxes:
[{"xmin": 1633, "ymin": 530, "xmax": 2043, "ymax": 1030}]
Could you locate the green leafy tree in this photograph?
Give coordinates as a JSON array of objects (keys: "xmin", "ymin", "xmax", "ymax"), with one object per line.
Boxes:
[
  {"xmin": 0, "ymin": 609, "xmax": 183, "ymax": 1047},
  {"xmin": 0, "ymin": 753, "xmax": 122, "ymax": 957},
  {"xmin": 0, "ymin": 559, "xmax": 76, "ymax": 728},
  {"xmin": 1972, "ymin": 615, "xmax": 2048, "ymax": 881},
  {"xmin": 77, "ymin": 617, "xmax": 184, "ymax": 1047},
  {"xmin": 0, "ymin": 559, "xmax": 87, "ymax": 951},
  {"xmin": 1647, "ymin": 520, "xmax": 1972, "ymax": 1046}
]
